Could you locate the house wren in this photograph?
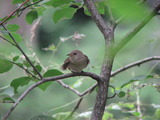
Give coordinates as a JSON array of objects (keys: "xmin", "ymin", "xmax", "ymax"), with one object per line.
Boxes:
[{"xmin": 62, "ymin": 50, "xmax": 90, "ymax": 73}]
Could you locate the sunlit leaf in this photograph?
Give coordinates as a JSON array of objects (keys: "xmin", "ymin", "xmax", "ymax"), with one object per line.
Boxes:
[
  {"xmin": 26, "ymin": 10, "xmax": 38, "ymax": 24},
  {"xmin": 30, "ymin": 115, "xmax": 56, "ymax": 120},
  {"xmin": 10, "ymin": 77, "xmax": 31, "ymax": 93},
  {"xmin": 0, "ymin": 59, "xmax": 13, "ymax": 74},
  {"xmin": 53, "ymin": 8, "xmax": 77, "ymax": 23},
  {"xmin": 38, "ymin": 69, "xmax": 63, "ymax": 91},
  {"xmin": 36, "ymin": 6, "xmax": 46, "ymax": 16}
]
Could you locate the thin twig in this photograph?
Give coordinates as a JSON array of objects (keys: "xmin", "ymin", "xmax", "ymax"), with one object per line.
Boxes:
[
  {"xmin": 57, "ymin": 80, "xmax": 81, "ymax": 96},
  {"xmin": 10, "ymin": 61, "xmax": 40, "ymax": 80},
  {"xmin": 0, "ymin": 36, "xmax": 16, "ymax": 46},
  {"xmin": 64, "ymin": 97, "xmax": 83, "ymax": 120},
  {"xmin": 1, "ymin": 24, "xmax": 43, "ymax": 79},
  {"xmin": 111, "ymin": 56, "xmax": 160, "ymax": 76},
  {"xmin": 0, "ymin": 0, "xmax": 30, "ymax": 25}
]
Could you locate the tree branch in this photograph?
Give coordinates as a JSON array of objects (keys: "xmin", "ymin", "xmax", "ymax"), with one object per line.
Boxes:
[
  {"xmin": 2, "ymin": 72, "xmax": 100, "ymax": 120},
  {"xmin": 111, "ymin": 56, "xmax": 160, "ymax": 76},
  {"xmin": 0, "ymin": 0, "xmax": 30, "ymax": 25},
  {"xmin": 84, "ymin": 0, "xmax": 112, "ymax": 42},
  {"xmin": 114, "ymin": 1, "xmax": 160, "ymax": 54},
  {"xmin": 1, "ymin": 24, "xmax": 43, "ymax": 79}
]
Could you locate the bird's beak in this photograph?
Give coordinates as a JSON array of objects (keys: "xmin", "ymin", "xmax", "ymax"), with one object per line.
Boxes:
[{"xmin": 67, "ymin": 54, "xmax": 70, "ymax": 56}]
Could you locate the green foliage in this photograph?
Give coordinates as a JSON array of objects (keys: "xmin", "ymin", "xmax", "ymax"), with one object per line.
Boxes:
[
  {"xmin": 12, "ymin": 0, "xmax": 23, "ymax": 4},
  {"xmin": 26, "ymin": 10, "xmax": 38, "ymax": 24},
  {"xmin": 154, "ymin": 109, "xmax": 160, "ymax": 120},
  {"xmin": 0, "ymin": 59, "xmax": 13, "ymax": 74},
  {"xmin": 38, "ymin": 69, "xmax": 63, "ymax": 91},
  {"xmin": 52, "ymin": 0, "xmax": 73, "ymax": 8},
  {"xmin": 3, "ymin": 32, "xmax": 23, "ymax": 43},
  {"xmin": 30, "ymin": 115, "xmax": 56, "ymax": 120},
  {"xmin": 121, "ymin": 75, "xmax": 153, "ymax": 89},
  {"xmin": 12, "ymin": 56, "xmax": 19, "ymax": 62},
  {"xmin": 117, "ymin": 90, "xmax": 126, "ymax": 98},
  {"xmin": 10, "ymin": 77, "xmax": 32, "ymax": 93},
  {"xmin": 6, "ymin": 24, "xmax": 20, "ymax": 32},
  {"xmin": 102, "ymin": 112, "xmax": 114, "ymax": 120},
  {"xmin": 53, "ymin": 8, "xmax": 77, "ymax": 23},
  {"xmin": 108, "ymin": 0, "xmax": 147, "ymax": 20}
]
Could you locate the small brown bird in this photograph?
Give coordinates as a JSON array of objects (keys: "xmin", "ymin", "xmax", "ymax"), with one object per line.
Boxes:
[{"xmin": 62, "ymin": 50, "xmax": 90, "ymax": 73}]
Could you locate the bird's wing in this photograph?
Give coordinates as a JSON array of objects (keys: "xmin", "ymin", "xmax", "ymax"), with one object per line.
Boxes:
[
  {"xmin": 85, "ymin": 55, "xmax": 90, "ymax": 66},
  {"xmin": 61, "ymin": 57, "xmax": 70, "ymax": 70}
]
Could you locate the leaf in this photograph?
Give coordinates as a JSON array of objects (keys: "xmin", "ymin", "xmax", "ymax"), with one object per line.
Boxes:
[
  {"xmin": 30, "ymin": 115, "xmax": 56, "ymax": 120},
  {"xmin": 13, "ymin": 56, "xmax": 19, "ymax": 61},
  {"xmin": 0, "ymin": 86, "xmax": 15, "ymax": 97},
  {"xmin": 3, "ymin": 32, "xmax": 23, "ymax": 43},
  {"xmin": 0, "ymin": 59, "xmax": 13, "ymax": 74},
  {"xmin": 53, "ymin": 8, "xmax": 77, "ymax": 23},
  {"xmin": 36, "ymin": 6, "xmax": 46, "ymax": 16},
  {"xmin": 52, "ymin": 0, "xmax": 72, "ymax": 7},
  {"xmin": 117, "ymin": 90, "xmax": 125, "ymax": 98},
  {"xmin": 38, "ymin": 69, "xmax": 63, "ymax": 91},
  {"xmin": 7, "ymin": 24, "xmax": 20, "ymax": 32},
  {"xmin": 154, "ymin": 109, "xmax": 160, "ymax": 120},
  {"xmin": 10, "ymin": 77, "xmax": 31, "ymax": 93},
  {"xmin": 43, "ymin": 69, "xmax": 63, "ymax": 77},
  {"xmin": 12, "ymin": 0, "xmax": 23, "ymax": 4},
  {"xmin": 33, "ymin": 65, "xmax": 42, "ymax": 75},
  {"xmin": 26, "ymin": 10, "xmax": 38, "ymax": 24},
  {"xmin": 121, "ymin": 75, "xmax": 153, "ymax": 88},
  {"xmin": 3, "ymin": 97, "xmax": 15, "ymax": 103}
]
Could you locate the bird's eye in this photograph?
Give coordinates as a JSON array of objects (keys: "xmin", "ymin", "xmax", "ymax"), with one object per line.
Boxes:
[{"xmin": 74, "ymin": 53, "xmax": 77, "ymax": 55}]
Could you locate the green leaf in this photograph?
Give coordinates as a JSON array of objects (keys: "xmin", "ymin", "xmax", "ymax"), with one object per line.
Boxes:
[
  {"xmin": 10, "ymin": 77, "xmax": 31, "ymax": 93},
  {"xmin": 30, "ymin": 115, "xmax": 56, "ymax": 120},
  {"xmin": 26, "ymin": 10, "xmax": 38, "ymax": 24},
  {"xmin": 12, "ymin": 0, "xmax": 23, "ymax": 4},
  {"xmin": 3, "ymin": 32, "xmax": 23, "ymax": 43},
  {"xmin": 13, "ymin": 56, "xmax": 19, "ymax": 61},
  {"xmin": 3, "ymin": 97, "xmax": 15, "ymax": 103},
  {"xmin": 53, "ymin": 8, "xmax": 77, "ymax": 23},
  {"xmin": 7, "ymin": 24, "xmax": 20, "ymax": 32},
  {"xmin": 33, "ymin": 65, "xmax": 42, "ymax": 75},
  {"xmin": 117, "ymin": 90, "xmax": 125, "ymax": 98},
  {"xmin": 0, "ymin": 86, "xmax": 15, "ymax": 97},
  {"xmin": 52, "ymin": 0, "xmax": 72, "ymax": 7},
  {"xmin": 0, "ymin": 59, "xmax": 13, "ymax": 74},
  {"xmin": 154, "ymin": 109, "xmax": 160, "ymax": 120},
  {"xmin": 38, "ymin": 69, "xmax": 63, "ymax": 91},
  {"xmin": 36, "ymin": 6, "xmax": 46, "ymax": 16},
  {"xmin": 121, "ymin": 75, "xmax": 153, "ymax": 88},
  {"xmin": 43, "ymin": 69, "xmax": 63, "ymax": 77}
]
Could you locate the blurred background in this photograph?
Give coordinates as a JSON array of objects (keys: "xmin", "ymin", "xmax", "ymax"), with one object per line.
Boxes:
[{"xmin": 0, "ymin": 0, "xmax": 160, "ymax": 120}]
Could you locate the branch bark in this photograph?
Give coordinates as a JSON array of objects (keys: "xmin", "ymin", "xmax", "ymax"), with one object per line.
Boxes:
[
  {"xmin": 84, "ymin": 0, "xmax": 115, "ymax": 120},
  {"xmin": 2, "ymin": 72, "xmax": 100, "ymax": 120}
]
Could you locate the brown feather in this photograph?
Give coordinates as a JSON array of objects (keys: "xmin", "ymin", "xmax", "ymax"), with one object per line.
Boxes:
[{"xmin": 61, "ymin": 57, "xmax": 70, "ymax": 70}]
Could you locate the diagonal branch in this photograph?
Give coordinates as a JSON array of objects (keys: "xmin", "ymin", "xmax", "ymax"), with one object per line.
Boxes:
[
  {"xmin": 1, "ymin": 24, "xmax": 43, "ymax": 79},
  {"xmin": 111, "ymin": 56, "xmax": 160, "ymax": 76},
  {"xmin": 114, "ymin": 1, "xmax": 160, "ymax": 54},
  {"xmin": 84, "ymin": 0, "xmax": 112, "ymax": 42},
  {"xmin": 2, "ymin": 72, "xmax": 100, "ymax": 120},
  {"xmin": 0, "ymin": 0, "xmax": 30, "ymax": 25}
]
